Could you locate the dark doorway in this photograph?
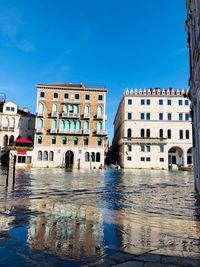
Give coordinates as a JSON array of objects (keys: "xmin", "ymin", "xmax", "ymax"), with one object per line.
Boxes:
[{"xmin": 65, "ymin": 151, "xmax": 74, "ymax": 169}]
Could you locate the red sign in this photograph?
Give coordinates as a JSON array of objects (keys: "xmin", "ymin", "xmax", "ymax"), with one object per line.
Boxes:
[{"xmin": 17, "ymin": 150, "xmax": 27, "ymax": 155}]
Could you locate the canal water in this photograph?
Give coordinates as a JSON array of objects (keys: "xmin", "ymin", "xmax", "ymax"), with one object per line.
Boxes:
[{"xmin": 0, "ymin": 168, "xmax": 200, "ymax": 266}]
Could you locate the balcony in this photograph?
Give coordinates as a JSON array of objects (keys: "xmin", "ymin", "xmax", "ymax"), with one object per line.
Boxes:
[
  {"xmin": 122, "ymin": 137, "xmax": 167, "ymax": 145},
  {"xmin": 61, "ymin": 112, "xmax": 80, "ymax": 118},
  {"xmin": 58, "ymin": 129, "xmax": 82, "ymax": 135},
  {"xmin": 96, "ymin": 130, "xmax": 108, "ymax": 136},
  {"xmin": 83, "ymin": 130, "xmax": 90, "ymax": 135},
  {"xmin": 50, "ymin": 111, "xmax": 58, "ymax": 117},
  {"xmin": 83, "ymin": 113, "xmax": 90, "ymax": 119},
  {"xmin": 36, "ymin": 128, "xmax": 43, "ymax": 134},
  {"xmin": 37, "ymin": 112, "xmax": 44, "ymax": 117},
  {"xmin": 0, "ymin": 126, "xmax": 15, "ymax": 131},
  {"xmin": 50, "ymin": 128, "xmax": 58, "ymax": 134}
]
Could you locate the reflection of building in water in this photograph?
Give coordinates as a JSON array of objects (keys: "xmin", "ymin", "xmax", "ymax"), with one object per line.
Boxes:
[{"xmin": 28, "ymin": 200, "xmax": 104, "ymax": 258}]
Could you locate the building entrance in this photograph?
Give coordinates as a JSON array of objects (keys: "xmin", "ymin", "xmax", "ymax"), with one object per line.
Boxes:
[{"xmin": 65, "ymin": 151, "xmax": 74, "ymax": 169}]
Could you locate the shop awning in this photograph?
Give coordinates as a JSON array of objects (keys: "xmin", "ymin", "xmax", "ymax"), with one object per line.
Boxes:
[{"xmin": 14, "ymin": 138, "xmax": 33, "ymax": 144}]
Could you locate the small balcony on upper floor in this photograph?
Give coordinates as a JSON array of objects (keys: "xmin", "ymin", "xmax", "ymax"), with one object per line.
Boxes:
[
  {"xmin": 36, "ymin": 128, "xmax": 43, "ymax": 134},
  {"xmin": 61, "ymin": 112, "xmax": 80, "ymax": 119},
  {"xmin": 58, "ymin": 129, "xmax": 82, "ymax": 135},
  {"xmin": 50, "ymin": 111, "xmax": 58, "ymax": 118},
  {"xmin": 94, "ymin": 114, "xmax": 107, "ymax": 120},
  {"xmin": 37, "ymin": 111, "xmax": 44, "ymax": 117},
  {"xmin": 0, "ymin": 126, "xmax": 15, "ymax": 132},
  {"xmin": 50, "ymin": 128, "xmax": 58, "ymax": 134},
  {"xmin": 95, "ymin": 130, "xmax": 108, "ymax": 136},
  {"xmin": 122, "ymin": 137, "xmax": 167, "ymax": 145}
]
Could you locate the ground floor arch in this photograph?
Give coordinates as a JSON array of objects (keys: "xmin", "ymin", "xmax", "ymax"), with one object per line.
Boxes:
[
  {"xmin": 168, "ymin": 146, "xmax": 184, "ymax": 168},
  {"xmin": 187, "ymin": 147, "xmax": 192, "ymax": 165},
  {"xmin": 65, "ymin": 150, "xmax": 74, "ymax": 169}
]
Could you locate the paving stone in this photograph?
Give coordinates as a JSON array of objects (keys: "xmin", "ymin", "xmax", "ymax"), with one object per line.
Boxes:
[
  {"xmin": 161, "ymin": 256, "xmax": 200, "ymax": 267},
  {"xmin": 144, "ymin": 263, "xmax": 183, "ymax": 267},
  {"xmin": 111, "ymin": 260, "xmax": 144, "ymax": 267},
  {"xmin": 133, "ymin": 253, "xmax": 161, "ymax": 263},
  {"xmin": 108, "ymin": 252, "xmax": 135, "ymax": 263}
]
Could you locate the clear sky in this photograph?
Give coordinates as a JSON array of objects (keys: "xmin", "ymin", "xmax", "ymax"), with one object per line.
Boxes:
[{"xmin": 0, "ymin": 0, "xmax": 189, "ymax": 142}]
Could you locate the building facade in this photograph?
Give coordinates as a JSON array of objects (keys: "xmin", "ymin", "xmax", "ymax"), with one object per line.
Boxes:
[
  {"xmin": 0, "ymin": 101, "xmax": 35, "ymax": 148},
  {"xmin": 33, "ymin": 83, "xmax": 107, "ymax": 169},
  {"xmin": 186, "ymin": 0, "xmax": 200, "ymax": 192},
  {"xmin": 112, "ymin": 88, "xmax": 192, "ymax": 170}
]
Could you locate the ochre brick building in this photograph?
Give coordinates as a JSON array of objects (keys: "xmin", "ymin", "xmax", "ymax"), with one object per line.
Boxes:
[{"xmin": 33, "ymin": 83, "xmax": 107, "ymax": 168}]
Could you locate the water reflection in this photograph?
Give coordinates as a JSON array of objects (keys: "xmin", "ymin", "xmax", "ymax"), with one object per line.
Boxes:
[{"xmin": 0, "ymin": 168, "xmax": 200, "ymax": 265}]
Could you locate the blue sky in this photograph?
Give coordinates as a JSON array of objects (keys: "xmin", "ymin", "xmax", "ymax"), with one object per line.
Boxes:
[{"xmin": 0, "ymin": 0, "xmax": 189, "ymax": 142}]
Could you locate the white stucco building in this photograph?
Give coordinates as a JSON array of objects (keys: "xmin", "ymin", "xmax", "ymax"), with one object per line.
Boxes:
[
  {"xmin": 112, "ymin": 88, "xmax": 192, "ymax": 170},
  {"xmin": 186, "ymin": 0, "xmax": 200, "ymax": 192}
]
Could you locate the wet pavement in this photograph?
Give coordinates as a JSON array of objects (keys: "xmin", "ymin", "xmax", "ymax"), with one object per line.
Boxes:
[{"xmin": 0, "ymin": 168, "xmax": 200, "ymax": 266}]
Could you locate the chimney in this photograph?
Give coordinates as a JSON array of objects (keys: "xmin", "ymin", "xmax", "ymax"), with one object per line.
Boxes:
[{"xmin": 23, "ymin": 107, "xmax": 29, "ymax": 113}]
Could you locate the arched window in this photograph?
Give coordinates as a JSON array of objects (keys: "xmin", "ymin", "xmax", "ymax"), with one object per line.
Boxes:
[
  {"xmin": 159, "ymin": 129, "xmax": 163, "ymax": 138},
  {"xmin": 62, "ymin": 137, "xmax": 67, "ymax": 145},
  {"xmin": 97, "ymin": 105, "xmax": 103, "ymax": 116},
  {"xmin": 4, "ymin": 117, "xmax": 9, "ymax": 127},
  {"xmin": 84, "ymin": 137, "xmax": 89, "ymax": 146},
  {"xmin": 37, "ymin": 136, "xmax": 42, "ymax": 144},
  {"xmin": 97, "ymin": 121, "xmax": 102, "ymax": 131},
  {"xmin": 85, "ymin": 105, "xmax": 90, "ymax": 115},
  {"xmin": 3, "ymin": 135, "xmax": 8, "ymax": 146},
  {"xmin": 141, "ymin": 129, "xmax": 145, "ymax": 138},
  {"xmin": 52, "ymin": 104, "xmax": 57, "ymax": 112},
  {"xmin": 76, "ymin": 121, "xmax": 81, "ymax": 130},
  {"xmin": 18, "ymin": 118, "xmax": 23, "ymax": 128},
  {"xmin": 10, "ymin": 117, "xmax": 15, "ymax": 128},
  {"xmin": 71, "ymin": 121, "xmax": 76, "ymax": 131},
  {"xmin": 127, "ymin": 128, "xmax": 132, "ymax": 138},
  {"xmin": 9, "ymin": 135, "xmax": 14, "ymax": 146},
  {"xmin": 84, "ymin": 121, "xmax": 89, "ymax": 132},
  {"xmin": 38, "ymin": 151, "xmax": 42, "ymax": 161},
  {"xmin": 146, "ymin": 129, "xmax": 150, "ymax": 138},
  {"xmin": 74, "ymin": 105, "xmax": 78, "ymax": 114},
  {"xmin": 186, "ymin": 130, "xmax": 190, "ymax": 139},
  {"xmin": 73, "ymin": 137, "xmax": 78, "ymax": 145},
  {"xmin": 38, "ymin": 119, "xmax": 43, "ymax": 129},
  {"xmin": 60, "ymin": 120, "xmax": 65, "ymax": 130},
  {"xmin": 52, "ymin": 119, "xmax": 57, "ymax": 129},
  {"xmin": 39, "ymin": 103, "xmax": 44, "ymax": 113},
  {"xmin": 52, "ymin": 136, "xmax": 56, "ymax": 144},
  {"xmin": 85, "ymin": 152, "xmax": 90, "ymax": 162},
  {"xmin": 96, "ymin": 152, "xmax": 101, "ymax": 162},
  {"xmin": 43, "ymin": 151, "xmax": 48, "ymax": 161},
  {"xmin": 49, "ymin": 151, "xmax": 54, "ymax": 161},
  {"xmin": 97, "ymin": 137, "xmax": 102, "ymax": 146},
  {"xmin": 91, "ymin": 152, "xmax": 95, "ymax": 162},
  {"xmin": 167, "ymin": 129, "xmax": 171, "ymax": 139},
  {"xmin": 179, "ymin": 130, "xmax": 183, "ymax": 139},
  {"xmin": 65, "ymin": 120, "xmax": 70, "ymax": 130}
]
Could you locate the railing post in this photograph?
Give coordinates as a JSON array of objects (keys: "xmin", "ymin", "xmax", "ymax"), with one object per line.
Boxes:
[
  {"xmin": 12, "ymin": 155, "xmax": 16, "ymax": 188},
  {"xmin": 5, "ymin": 151, "xmax": 10, "ymax": 189}
]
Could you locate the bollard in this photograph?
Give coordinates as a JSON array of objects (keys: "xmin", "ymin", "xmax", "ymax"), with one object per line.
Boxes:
[
  {"xmin": 12, "ymin": 155, "xmax": 16, "ymax": 188},
  {"xmin": 5, "ymin": 152, "xmax": 10, "ymax": 189}
]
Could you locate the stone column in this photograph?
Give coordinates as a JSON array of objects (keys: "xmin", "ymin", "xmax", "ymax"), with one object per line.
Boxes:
[{"xmin": 182, "ymin": 152, "xmax": 188, "ymax": 167}]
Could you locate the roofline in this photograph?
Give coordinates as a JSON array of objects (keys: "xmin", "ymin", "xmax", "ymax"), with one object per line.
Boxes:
[{"xmin": 36, "ymin": 83, "xmax": 107, "ymax": 92}]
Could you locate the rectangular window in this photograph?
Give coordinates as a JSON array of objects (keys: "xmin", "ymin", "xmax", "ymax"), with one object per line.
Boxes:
[
  {"xmin": 54, "ymin": 92, "xmax": 58, "ymax": 99},
  {"xmin": 178, "ymin": 99, "xmax": 183, "ymax": 105},
  {"xmin": 167, "ymin": 99, "xmax": 171, "ymax": 105},
  {"xmin": 146, "ymin": 145, "xmax": 151, "ymax": 152},
  {"xmin": 179, "ymin": 113, "xmax": 183, "ymax": 120},
  {"xmin": 98, "ymin": 95, "xmax": 103, "ymax": 101},
  {"xmin": 127, "ymin": 156, "xmax": 132, "ymax": 161},
  {"xmin": 141, "ymin": 99, "xmax": 145, "ymax": 105},
  {"xmin": 141, "ymin": 113, "xmax": 145, "ymax": 120},
  {"xmin": 167, "ymin": 113, "xmax": 172, "ymax": 120},
  {"xmin": 160, "ymin": 158, "xmax": 164, "ymax": 162},
  {"xmin": 159, "ymin": 99, "xmax": 163, "ymax": 105},
  {"xmin": 127, "ymin": 145, "xmax": 132, "ymax": 151},
  {"xmin": 146, "ymin": 157, "xmax": 151, "ymax": 162},
  {"xmin": 40, "ymin": 92, "xmax": 45, "ymax": 98},
  {"xmin": 185, "ymin": 99, "xmax": 189, "ymax": 106},
  {"xmin": 75, "ymin": 94, "xmax": 80, "ymax": 100},
  {"xmin": 140, "ymin": 157, "xmax": 145, "ymax": 161},
  {"xmin": 6, "ymin": 107, "xmax": 10, "ymax": 111},
  {"xmin": 160, "ymin": 145, "xmax": 164, "ymax": 153},
  {"xmin": 64, "ymin": 93, "xmax": 69, "ymax": 99},
  {"xmin": 18, "ymin": 156, "xmax": 26, "ymax": 163},
  {"xmin": 26, "ymin": 156, "xmax": 32, "ymax": 164},
  {"xmin": 85, "ymin": 94, "xmax": 90, "ymax": 100},
  {"xmin": 128, "ymin": 113, "xmax": 132, "ymax": 120},
  {"xmin": 141, "ymin": 145, "xmax": 145, "ymax": 152},
  {"xmin": 185, "ymin": 113, "xmax": 190, "ymax": 120},
  {"xmin": 11, "ymin": 107, "xmax": 15, "ymax": 111},
  {"xmin": 146, "ymin": 99, "xmax": 151, "ymax": 105},
  {"xmin": 146, "ymin": 113, "xmax": 150, "ymax": 120},
  {"xmin": 128, "ymin": 99, "xmax": 132, "ymax": 105},
  {"xmin": 159, "ymin": 113, "xmax": 163, "ymax": 120}
]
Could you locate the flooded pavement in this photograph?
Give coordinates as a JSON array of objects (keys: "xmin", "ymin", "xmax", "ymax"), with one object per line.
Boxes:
[{"xmin": 0, "ymin": 168, "xmax": 200, "ymax": 266}]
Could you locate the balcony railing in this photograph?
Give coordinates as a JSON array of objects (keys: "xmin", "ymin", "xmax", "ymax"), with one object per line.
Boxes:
[
  {"xmin": 83, "ymin": 113, "xmax": 90, "ymax": 119},
  {"xmin": 50, "ymin": 128, "xmax": 58, "ymax": 134},
  {"xmin": 61, "ymin": 112, "xmax": 80, "ymax": 118},
  {"xmin": 97, "ymin": 114, "xmax": 104, "ymax": 119},
  {"xmin": 50, "ymin": 111, "xmax": 58, "ymax": 117},
  {"xmin": 36, "ymin": 128, "xmax": 43, "ymax": 133},
  {"xmin": 96, "ymin": 130, "xmax": 108, "ymax": 136},
  {"xmin": 58, "ymin": 129, "xmax": 82, "ymax": 134},
  {"xmin": 83, "ymin": 130, "xmax": 90, "ymax": 135},
  {"xmin": 0, "ymin": 126, "xmax": 15, "ymax": 131},
  {"xmin": 123, "ymin": 137, "xmax": 167, "ymax": 144},
  {"xmin": 37, "ymin": 112, "xmax": 44, "ymax": 117}
]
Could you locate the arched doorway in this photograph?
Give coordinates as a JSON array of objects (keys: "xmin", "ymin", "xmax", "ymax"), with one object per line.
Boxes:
[
  {"xmin": 65, "ymin": 151, "xmax": 74, "ymax": 169},
  {"xmin": 168, "ymin": 146, "xmax": 183, "ymax": 169},
  {"xmin": 187, "ymin": 147, "xmax": 192, "ymax": 165},
  {"xmin": 3, "ymin": 135, "xmax": 8, "ymax": 146},
  {"xmin": 9, "ymin": 135, "xmax": 14, "ymax": 146}
]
